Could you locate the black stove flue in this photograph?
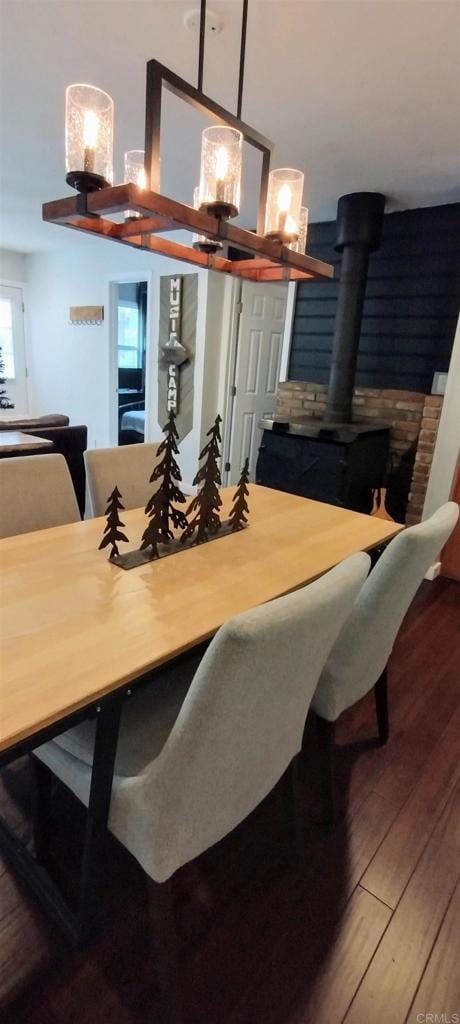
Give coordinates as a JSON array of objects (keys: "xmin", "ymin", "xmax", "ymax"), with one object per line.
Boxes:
[{"xmin": 325, "ymin": 192, "xmax": 386, "ymax": 424}]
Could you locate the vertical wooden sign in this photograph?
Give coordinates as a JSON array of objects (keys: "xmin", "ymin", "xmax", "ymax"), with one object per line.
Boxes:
[{"xmin": 158, "ymin": 274, "xmax": 197, "ymax": 442}]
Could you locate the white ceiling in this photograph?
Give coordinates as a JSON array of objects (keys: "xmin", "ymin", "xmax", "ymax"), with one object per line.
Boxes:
[{"xmin": 0, "ymin": 0, "xmax": 459, "ymax": 253}]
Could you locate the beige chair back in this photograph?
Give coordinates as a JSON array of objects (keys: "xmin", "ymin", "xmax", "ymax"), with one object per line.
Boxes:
[
  {"xmin": 0, "ymin": 453, "xmax": 80, "ymax": 538},
  {"xmin": 84, "ymin": 443, "xmax": 161, "ymax": 517},
  {"xmin": 110, "ymin": 552, "xmax": 370, "ymax": 881},
  {"xmin": 312, "ymin": 501, "xmax": 459, "ymax": 721}
]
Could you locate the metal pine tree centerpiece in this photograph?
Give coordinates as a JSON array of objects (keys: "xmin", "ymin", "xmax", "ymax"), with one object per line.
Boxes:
[
  {"xmin": 0, "ymin": 346, "xmax": 14, "ymax": 410},
  {"xmin": 99, "ymin": 487, "xmax": 129, "ymax": 559},
  {"xmin": 228, "ymin": 458, "xmax": 250, "ymax": 532},
  {"xmin": 181, "ymin": 415, "xmax": 223, "ymax": 545},
  {"xmin": 140, "ymin": 411, "xmax": 188, "ymax": 559},
  {"xmin": 99, "ymin": 411, "xmax": 250, "ymax": 570}
]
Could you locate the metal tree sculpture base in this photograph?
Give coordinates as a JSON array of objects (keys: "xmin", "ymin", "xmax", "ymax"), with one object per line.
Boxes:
[{"xmin": 109, "ymin": 519, "xmax": 247, "ymax": 570}]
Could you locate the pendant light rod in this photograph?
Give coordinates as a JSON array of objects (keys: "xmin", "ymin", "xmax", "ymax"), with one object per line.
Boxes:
[
  {"xmin": 237, "ymin": 0, "xmax": 248, "ymax": 118},
  {"xmin": 198, "ymin": 0, "xmax": 206, "ymax": 92},
  {"xmin": 197, "ymin": 0, "xmax": 248, "ymax": 117}
]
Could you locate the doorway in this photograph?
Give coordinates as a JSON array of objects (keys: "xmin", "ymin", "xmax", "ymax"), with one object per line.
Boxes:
[
  {"xmin": 109, "ymin": 278, "xmax": 150, "ymax": 446},
  {"xmin": 0, "ymin": 284, "xmax": 28, "ymax": 413},
  {"xmin": 224, "ymin": 279, "xmax": 289, "ymax": 483}
]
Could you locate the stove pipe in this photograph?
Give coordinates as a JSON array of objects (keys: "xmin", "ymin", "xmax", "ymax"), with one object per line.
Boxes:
[{"xmin": 324, "ymin": 192, "xmax": 386, "ymax": 423}]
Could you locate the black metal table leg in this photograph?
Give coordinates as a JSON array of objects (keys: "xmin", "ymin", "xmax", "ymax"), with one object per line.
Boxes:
[
  {"xmin": 0, "ymin": 693, "xmax": 123, "ymax": 949},
  {"xmin": 29, "ymin": 753, "xmax": 53, "ymax": 865},
  {"xmin": 76, "ymin": 696, "xmax": 122, "ymax": 945}
]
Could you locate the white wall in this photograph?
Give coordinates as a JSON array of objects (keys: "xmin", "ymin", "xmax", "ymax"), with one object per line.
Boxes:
[
  {"xmin": 24, "ymin": 234, "xmax": 231, "ymax": 488},
  {"xmin": 26, "ymin": 236, "xmax": 196, "ymax": 447},
  {"xmin": 0, "ymin": 247, "xmax": 27, "ymax": 283},
  {"xmin": 423, "ymin": 313, "xmax": 460, "ymax": 518}
]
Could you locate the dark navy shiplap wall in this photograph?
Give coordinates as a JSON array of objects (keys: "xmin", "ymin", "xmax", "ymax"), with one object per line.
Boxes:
[{"xmin": 289, "ymin": 203, "xmax": 460, "ymax": 393}]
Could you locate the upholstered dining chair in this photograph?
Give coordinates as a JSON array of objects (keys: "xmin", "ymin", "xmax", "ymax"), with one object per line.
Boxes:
[
  {"xmin": 33, "ymin": 551, "xmax": 370, "ymax": 1023},
  {"xmin": 84, "ymin": 442, "xmax": 161, "ymax": 517},
  {"xmin": 311, "ymin": 501, "xmax": 459, "ymax": 821},
  {"xmin": 0, "ymin": 453, "xmax": 81, "ymax": 538}
]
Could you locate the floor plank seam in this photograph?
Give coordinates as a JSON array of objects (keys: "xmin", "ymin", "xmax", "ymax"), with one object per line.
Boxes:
[
  {"xmin": 402, "ymin": 878, "xmax": 460, "ymax": 1024},
  {"xmin": 357, "ymin": 883, "xmax": 394, "ymax": 912},
  {"xmin": 340, "ymin": 903, "xmax": 396, "ymax": 1024},
  {"xmin": 361, "ymin": 721, "xmax": 460, "ymax": 912}
]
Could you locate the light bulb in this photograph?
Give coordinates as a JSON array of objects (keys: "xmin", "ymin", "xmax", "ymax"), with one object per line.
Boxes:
[
  {"xmin": 285, "ymin": 214, "xmax": 298, "ymax": 235},
  {"xmin": 215, "ymin": 146, "xmax": 229, "ymax": 182},
  {"xmin": 83, "ymin": 109, "xmax": 99, "ymax": 148},
  {"xmin": 277, "ymin": 183, "xmax": 292, "ymax": 212}
]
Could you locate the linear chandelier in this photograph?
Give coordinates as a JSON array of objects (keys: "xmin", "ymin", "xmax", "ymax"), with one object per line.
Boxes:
[{"xmin": 43, "ymin": 0, "xmax": 333, "ymax": 284}]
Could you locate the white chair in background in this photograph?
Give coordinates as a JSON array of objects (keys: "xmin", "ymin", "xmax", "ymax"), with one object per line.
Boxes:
[
  {"xmin": 84, "ymin": 442, "xmax": 161, "ymax": 517},
  {"xmin": 311, "ymin": 501, "xmax": 459, "ymax": 820},
  {"xmin": 0, "ymin": 453, "xmax": 80, "ymax": 538},
  {"xmin": 33, "ymin": 551, "xmax": 370, "ymax": 1023}
]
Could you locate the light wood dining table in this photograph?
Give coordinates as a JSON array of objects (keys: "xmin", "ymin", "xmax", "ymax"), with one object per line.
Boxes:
[{"xmin": 0, "ymin": 484, "xmax": 402, "ymax": 943}]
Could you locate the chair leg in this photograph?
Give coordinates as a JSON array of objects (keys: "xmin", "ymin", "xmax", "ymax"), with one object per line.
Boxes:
[
  {"xmin": 148, "ymin": 877, "xmax": 182, "ymax": 1024},
  {"xmin": 315, "ymin": 716, "xmax": 336, "ymax": 826},
  {"xmin": 29, "ymin": 753, "xmax": 52, "ymax": 864},
  {"xmin": 374, "ymin": 667, "xmax": 389, "ymax": 745}
]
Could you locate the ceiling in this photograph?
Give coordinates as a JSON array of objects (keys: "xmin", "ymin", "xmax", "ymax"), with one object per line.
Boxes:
[{"xmin": 0, "ymin": 0, "xmax": 459, "ymax": 254}]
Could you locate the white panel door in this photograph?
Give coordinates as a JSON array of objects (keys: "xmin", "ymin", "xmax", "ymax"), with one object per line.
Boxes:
[
  {"xmin": 228, "ymin": 281, "xmax": 287, "ymax": 483},
  {"xmin": 0, "ymin": 284, "xmax": 28, "ymax": 413}
]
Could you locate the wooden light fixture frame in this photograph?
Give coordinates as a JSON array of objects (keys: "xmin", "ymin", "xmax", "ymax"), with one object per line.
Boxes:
[{"xmin": 42, "ymin": 59, "xmax": 334, "ymax": 283}]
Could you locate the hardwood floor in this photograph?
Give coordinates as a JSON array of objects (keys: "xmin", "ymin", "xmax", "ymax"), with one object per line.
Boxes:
[{"xmin": 0, "ymin": 578, "xmax": 459, "ymax": 1024}]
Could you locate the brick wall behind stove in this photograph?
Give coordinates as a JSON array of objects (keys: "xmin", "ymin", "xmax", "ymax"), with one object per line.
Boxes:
[{"xmin": 275, "ymin": 382, "xmax": 443, "ymax": 524}]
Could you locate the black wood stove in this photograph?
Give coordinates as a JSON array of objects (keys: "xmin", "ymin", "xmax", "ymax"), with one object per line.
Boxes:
[{"xmin": 256, "ymin": 192, "xmax": 390, "ymax": 515}]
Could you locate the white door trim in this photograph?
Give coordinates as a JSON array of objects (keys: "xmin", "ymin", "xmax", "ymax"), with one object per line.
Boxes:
[
  {"xmin": 0, "ymin": 282, "xmax": 29, "ymax": 413},
  {"xmin": 220, "ymin": 278, "xmax": 243, "ymax": 486},
  {"xmin": 279, "ymin": 281, "xmax": 297, "ymax": 382},
  {"xmin": 423, "ymin": 310, "xmax": 460, "ymax": 583}
]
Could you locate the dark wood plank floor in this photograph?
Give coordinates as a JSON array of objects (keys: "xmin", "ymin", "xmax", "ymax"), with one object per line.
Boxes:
[{"xmin": 1, "ymin": 578, "xmax": 459, "ymax": 1024}]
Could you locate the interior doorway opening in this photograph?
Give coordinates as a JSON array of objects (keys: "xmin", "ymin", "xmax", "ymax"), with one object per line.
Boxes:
[{"xmin": 117, "ymin": 281, "xmax": 147, "ymax": 445}]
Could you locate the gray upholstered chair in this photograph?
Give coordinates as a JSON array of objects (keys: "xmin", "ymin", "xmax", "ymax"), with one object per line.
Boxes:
[
  {"xmin": 84, "ymin": 442, "xmax": 161, "ymax": 517},
  {"xmin": 0, "ymin": 453, "xmax": 81, "ymax": 538},
  {"xmin": 311, "ymin": 502, "xmax": 459, "ymax": 819},
  {"xmin": 33, "ymin": 551, "xmax": 370, "ymax": 1022}
]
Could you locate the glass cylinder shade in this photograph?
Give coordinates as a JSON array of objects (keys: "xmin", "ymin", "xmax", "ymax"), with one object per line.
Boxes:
[
  {"xmin": 65, "ymin": 84, "xmax": 113, "ymax": 192},
  {"xmin": 192, "ymin": 186, "xmax": 223, "ymax": 253},
  {"xmin": 199, "ymin": 125, "xmax": 242, "ymax": 219},
  {"xmin": 289, "ymin": 206, "xmax": 309, "ymax": 253},
  {"xmin": 124, "ymin": 150, "xmax": 146, "ymax": 218},
  {"xmin": 264, "ymin": 168, "xmax": 304, "ymax": 242},
  {"xmin": 124, "ymin": 150, "xmax": 147, "ymax": 189}
]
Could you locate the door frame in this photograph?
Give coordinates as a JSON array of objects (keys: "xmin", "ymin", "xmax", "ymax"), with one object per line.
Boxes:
[
  {"xmin": 0, "ymin": 278, "xmax": 30, "ymax": 413},
  {"xmin": 106, "ymin": 271, "xmax": 155, "ymax": 447},
  {"xmin": 221, "ymin": 279, "xmax": 297, "ymax": 486}
]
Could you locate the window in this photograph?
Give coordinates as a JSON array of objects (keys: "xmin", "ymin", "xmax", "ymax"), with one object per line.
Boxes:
[
  {"xmin": 0, "ymin": 299, "xmax": 15, "ymax": 378},
  {"xmin": 118, "ymin": 301, "xmax": 142, "ymax": 369}
]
